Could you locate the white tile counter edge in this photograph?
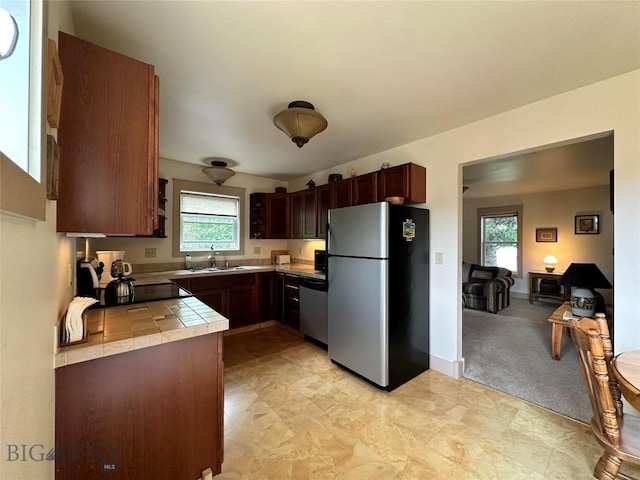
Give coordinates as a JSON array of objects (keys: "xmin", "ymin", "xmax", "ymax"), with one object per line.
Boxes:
[{"xmin": 55, "ymin": 308, "xmax": 229, "ymax": 369}]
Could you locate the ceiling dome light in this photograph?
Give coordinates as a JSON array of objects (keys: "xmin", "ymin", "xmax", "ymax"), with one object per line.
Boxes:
[
  {"xmin": 202, "ymin": 160, "xmax": 236, "ymax": 186},
  {"xmin": 273, "ymin": 100, "xmax": 327, "ymax": 148}
]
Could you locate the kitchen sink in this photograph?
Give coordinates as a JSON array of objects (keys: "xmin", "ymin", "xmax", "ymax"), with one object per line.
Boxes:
[{"xmin": 207, "ymin": 265, "xmax": 264, "ymax": 272}]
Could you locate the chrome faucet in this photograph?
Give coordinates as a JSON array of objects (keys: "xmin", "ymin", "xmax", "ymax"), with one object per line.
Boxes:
[{"xmin": 208, "ymin": 253, "xmax": 217, "ymax": 268}]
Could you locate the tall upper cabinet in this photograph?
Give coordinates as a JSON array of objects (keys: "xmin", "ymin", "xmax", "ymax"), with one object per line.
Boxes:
[{"xmin": 56, "ymin": 32, "xmax": 159, "ymax": 235}]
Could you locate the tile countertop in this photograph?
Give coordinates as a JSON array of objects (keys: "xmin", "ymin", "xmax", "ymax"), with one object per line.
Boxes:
[
  {"xmin": 132, "ymin": 263, "xmax": 325, "ymax": 286},
  {"xmin": 55, "ymin": 296, "xmax": 229, "ymax": 369}
]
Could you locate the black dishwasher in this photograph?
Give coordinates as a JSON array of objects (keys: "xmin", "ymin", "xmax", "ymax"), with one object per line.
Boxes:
[{"xmin": 299, "ymin": 277, "xmax": 328, "ymax": 346}]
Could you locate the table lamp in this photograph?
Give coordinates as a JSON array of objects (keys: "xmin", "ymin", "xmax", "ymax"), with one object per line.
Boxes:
[
  {"xmin": 560, "ymin": 263, "xmax": 612, "ymax": 317},
  {"xmin": 543, "ymin": 255, "xmax": 558, "ymax": 272}
]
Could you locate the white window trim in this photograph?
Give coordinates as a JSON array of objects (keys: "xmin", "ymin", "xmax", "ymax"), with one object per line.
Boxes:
[
  {"xmin": 172, "ymin": 178, "xmax": 245, "ymax": 258},
  {"xmin": 0, "ymin": 0, "xmax": 45, "ymax": 221},
  {"xmin": 477, "ymin": 205, "xmax": 523, "ymax": 277}
]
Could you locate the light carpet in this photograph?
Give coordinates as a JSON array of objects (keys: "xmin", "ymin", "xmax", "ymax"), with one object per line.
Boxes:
[{"xmin": 462, "ymin": 299, "xmax": 592, "ymax": 423}]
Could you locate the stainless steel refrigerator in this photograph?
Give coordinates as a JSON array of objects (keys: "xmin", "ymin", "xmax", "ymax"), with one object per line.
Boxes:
[{"xmin": 327, "ymin": 201, "xmax": 429, "ymax": 390}]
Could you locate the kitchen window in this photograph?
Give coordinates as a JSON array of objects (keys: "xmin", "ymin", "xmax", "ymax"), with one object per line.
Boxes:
[
  {"xmin": 172, "ymin": 179, "xmax": 245, "ymax": 257},
  {"xmin": 477, "ymin": 205, "xmax": 522, "ymax": 275}
]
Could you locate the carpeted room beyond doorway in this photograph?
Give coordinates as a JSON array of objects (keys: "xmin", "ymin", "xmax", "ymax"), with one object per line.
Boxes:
[{"xmin": 462, "ymin": 298, "xmax": 591, "ymax": 423}]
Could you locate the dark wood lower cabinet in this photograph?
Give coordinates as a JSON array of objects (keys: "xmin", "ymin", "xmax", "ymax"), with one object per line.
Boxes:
[
  {"xmin": 174, "ymin": 273, "xmax": 275, "ymax": 329},
  {"xmin": 282, "ymin": 274, "xmax": 300, "ymax": 329},
  {"xmin": 228, "ymin": 285, "xmax": 255, "ymax": 329},
  {"xmin": 55, "ymin": 333, "xmax": 224, "ymax": 480}
]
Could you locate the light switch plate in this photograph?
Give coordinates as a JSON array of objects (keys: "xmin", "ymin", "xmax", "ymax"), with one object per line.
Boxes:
[{"xmin": 435, "ymin": 252, "xmax": 443, "ymax": 264}]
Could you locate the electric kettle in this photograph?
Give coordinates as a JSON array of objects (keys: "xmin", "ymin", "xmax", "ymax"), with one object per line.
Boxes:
[{"xmin": 104, "ymin": 260, "xmax": 135, "ymax": 305}]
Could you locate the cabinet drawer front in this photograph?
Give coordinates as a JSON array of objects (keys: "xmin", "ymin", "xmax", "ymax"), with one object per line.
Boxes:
[
  {"xmin": 189, "ymin": 273, "xmax": 255, "ymax": 292},
  {"xmin": 283, "ymin": 274, "xmax": 299, "ymax": 287},
  {"xmin": 284, "ymin": 284, "xmax": 299, "ymax": 300}
]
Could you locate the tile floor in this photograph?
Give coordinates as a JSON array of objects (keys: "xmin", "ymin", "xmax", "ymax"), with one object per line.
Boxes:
[{"xmin": 219, "ymin": 326, "xmax": 640, "ymax": 479}]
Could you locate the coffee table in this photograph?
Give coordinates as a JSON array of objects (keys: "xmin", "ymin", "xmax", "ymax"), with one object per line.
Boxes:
[{"xmin": 547, "ymin": 302, "xmax": 573, "ymax": 360}]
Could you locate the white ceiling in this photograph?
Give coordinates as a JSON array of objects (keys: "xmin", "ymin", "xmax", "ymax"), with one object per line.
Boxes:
[
  {"xmin": 462, "ymin": 133, "xmax": 614, "ymax": 198},
  {"xmin": 68, "ymin": 1, "xmax": 640, "ymax": 183}
]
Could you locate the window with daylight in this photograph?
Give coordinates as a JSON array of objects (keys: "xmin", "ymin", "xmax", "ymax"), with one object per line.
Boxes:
[
  {"xmin": 478, "ymin": 205, "xmax": 522, "ymax": 276},
  {"xmin": 172, "ymin": 179, "xmax": 245, "ymax": 257}
]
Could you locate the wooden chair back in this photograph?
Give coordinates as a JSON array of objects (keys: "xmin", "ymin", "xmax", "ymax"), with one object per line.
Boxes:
[{"xmin": 568, "ymin": 313, "xmax": 623, "ymax": 445}]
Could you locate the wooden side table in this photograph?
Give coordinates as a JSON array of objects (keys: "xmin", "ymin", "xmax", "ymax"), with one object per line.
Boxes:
[
  {"xmin": 529, "ymin": 271, "xmax": 570, "ymax": 304},
  {"xmin": 547, "ymin": 302, "xmax": 573, "ymax": 360}
]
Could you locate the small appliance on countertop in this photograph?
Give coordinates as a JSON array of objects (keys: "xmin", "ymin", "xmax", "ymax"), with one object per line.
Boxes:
[
  {"xmin": 275, "ymin": 254, "xmax": 291, "ymax": 265},
  {"xmin": 314, "ymin": 249, "xmax": 327, "ymax": 273},
  {"xmin": 76, "ymin": 257, "xmax": 103, "ymax": 299}
]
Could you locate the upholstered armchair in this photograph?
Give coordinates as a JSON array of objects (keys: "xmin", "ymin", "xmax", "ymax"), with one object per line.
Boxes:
[{"xmin": 462, "ymin": 261, "xmax": 515, "ymax": 314}]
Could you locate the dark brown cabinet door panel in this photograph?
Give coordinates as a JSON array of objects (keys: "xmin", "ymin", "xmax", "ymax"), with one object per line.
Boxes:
[
  {"xmin": 303, "ymin": 189, "xmax": 318, "ymax": 238},
  {"xmin": 55, "ymin": 334, "xmax": 223, "ymax": 480},
  {"xmin": 228, "ymin": 285, "xmax": 255, "ymax": 329},
  {"xmin": 56, "ymin": 32, "xmax": 158, "ymax": 235},
  {"xmin": 290, "ymin": 191, "xmax": 304, "ymax": 239},
  {"xmin": 353, "ymin": 172, "xmax": 378, "ymax": 205},
  {"xmin": 266, "ymin": 193, "xmax": 290, "ymax": 238},
  {"xmin": 377, "ymin": 163, "xmax": 426, "ymax": 204},
  {"xmin": 316, "ymin": 184, "xmax": 333, "ymax": 238},
  {"xmin": 332, "ymin": 178, "xmax": 353, "ymax": 208}
]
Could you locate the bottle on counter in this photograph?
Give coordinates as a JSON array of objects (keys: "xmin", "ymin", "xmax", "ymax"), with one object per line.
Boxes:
[{"xmin": 185, "ymin": 254, "xmax": 192, "ymax": 270}]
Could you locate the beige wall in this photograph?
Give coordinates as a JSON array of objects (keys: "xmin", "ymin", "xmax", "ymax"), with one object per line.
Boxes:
[
  {"xmin": 90, "ymin": 158, "xmax": 288, "ymax": 266},
  {"xmin": 0, "ymin": 2, "xmax": 76, "ymax": 479},
  {"xmin": 462, "ymin": 185, "xmax": 614, "ymax": 304}
]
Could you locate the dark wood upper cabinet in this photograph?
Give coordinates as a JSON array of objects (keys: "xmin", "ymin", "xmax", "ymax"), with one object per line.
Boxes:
[
  {"xmin": 249, "ymin": 193, "xmax": 267, "ymax": 239},
  {"xmin": 377, "ymin": 163, "xmax": 427, "ymax": 204},
  {"xmin": 250, "ymin": 192, "xmax": 289, "ymax": 239},
  {"xmin": 316, "ymin": 184, "xmax": 333, "ymax": 238},
  {"xmin": 303, "ymin": 189, "xmax": 317, "ymax": 238},
  {"xmin": 266, "ymin": 193, "xmax": 290, "ymax": 238},
  {"xmin": 353, "ymin": 172, "xmax": 378, "ymax": 205},
  {"xmin": 56, "ymin": 32, "xmax": 159, "ymax": 235},
  {"xmin": 252, "ymin": 163, "xmax": 425, "ymax": 240},
  {"xmin": 289, "ymin": 190, "xmax": 305, "ymax": 239},
  {"xmin": 290, "ymin": 189, "xmax": 318, "ymax": 239},
  {"xmin": 332, "ymin": 178, "xmax": 353, "ymax": 209}
]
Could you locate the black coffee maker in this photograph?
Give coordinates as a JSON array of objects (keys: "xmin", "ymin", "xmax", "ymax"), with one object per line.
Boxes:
[{"xmin": 76, "ymin": 257, "xmax": 103, "ymax": 299}]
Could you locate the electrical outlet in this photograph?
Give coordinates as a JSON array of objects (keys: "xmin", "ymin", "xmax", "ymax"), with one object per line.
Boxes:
[
  {"xmin": 298, "ymin": 247, "xmax": 303, "ymax": 255},
  {"xmin": 145, "ymin": 248, "xmax": 157, "ymax": 258},
  {"xmin": 68, "ymin": 263, "xmax": 73, "ymax": 288},
  {"xmin": 253, "ymin": 247, "xmax": 261, "ymax": 255},
  {"xmin": 435, "ymin": 252, "xmax": 443, "ymax": 264}
]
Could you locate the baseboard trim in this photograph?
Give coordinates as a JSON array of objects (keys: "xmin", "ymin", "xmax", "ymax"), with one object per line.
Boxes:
[{"xmin": 430, "ymin": 354, "xmax": 464, "ymax": 379}]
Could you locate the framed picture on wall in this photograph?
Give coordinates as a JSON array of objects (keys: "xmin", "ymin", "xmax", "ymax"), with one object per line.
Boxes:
[
  {"xmin": 575, "ymin": 214, "xmax": 599, "ymax": 234},
  {"xmin": 536, "ymin": 227, "xmax": 557, "ymax": 242}
]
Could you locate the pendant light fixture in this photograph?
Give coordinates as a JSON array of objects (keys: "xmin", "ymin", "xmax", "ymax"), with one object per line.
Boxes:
[
  {"xmin": 202, "ymin": 160, "xmax": 236, "ymax": 186},
  {"xmin": 273, "ymin": 100, "xmax": 328, "ymax": 148}
]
